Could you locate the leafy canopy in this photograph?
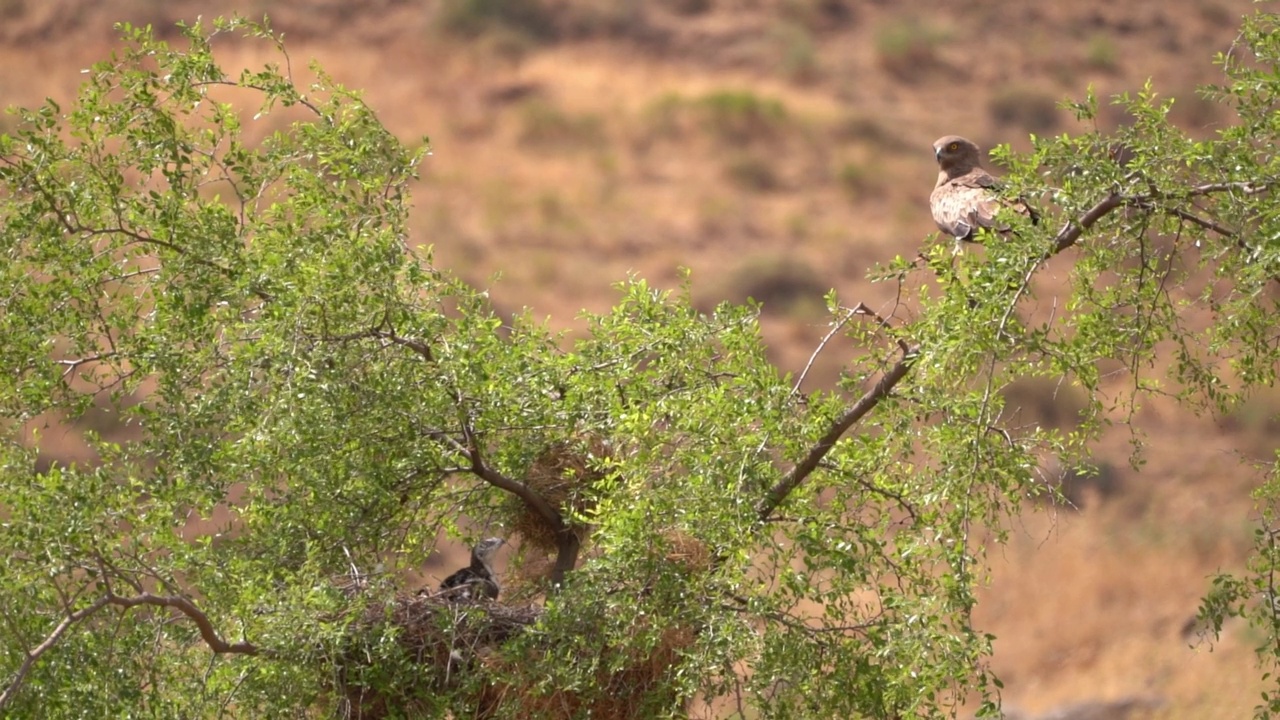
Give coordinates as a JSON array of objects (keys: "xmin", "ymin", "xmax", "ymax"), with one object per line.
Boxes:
[{"xmin": 3, "ymin": 12, "xmax": 1280, "ymax": 720}]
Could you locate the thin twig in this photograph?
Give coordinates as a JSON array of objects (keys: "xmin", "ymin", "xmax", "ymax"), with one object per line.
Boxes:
[
  {"xmin": 1160, "ymin": 205, "xmax": 1237, "ymax": 236},
  {"xmin": 790, "ymin": 306, "xmax": 857, "ymax": 399},
  {"xmin": 851, "ymin": 302, "xmax": 911, "ymax": 354}
]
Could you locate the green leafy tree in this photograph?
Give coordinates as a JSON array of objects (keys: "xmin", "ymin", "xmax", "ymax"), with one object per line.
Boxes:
[{"xmin": 3, "ymin": 12, "xmax": 1280, "ymax": 719}]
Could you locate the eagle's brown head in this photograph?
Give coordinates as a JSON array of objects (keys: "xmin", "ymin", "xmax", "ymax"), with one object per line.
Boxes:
[{"xmin": 933, "ymin": 135, "xmax": 983, "ymax": 179}]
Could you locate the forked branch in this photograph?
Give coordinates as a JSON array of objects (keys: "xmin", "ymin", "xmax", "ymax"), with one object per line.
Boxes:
[
  {"xmin": 756, "ymin": 179, "xmax": 1187, "ymax": 522},
  {"xmin": 758, "ymin": 339, "xmax": 919, "ymax": 522},
  {"xmin": 0, "ymin": 591, "xmax": 258, "ymax": 712},
  {"xmin": 453, "ymin": 421, "xmax": 578, "ymax": 586},
  {"xmin": 0, "ymin": 597, "xmax": 112, "ymax": 711}
]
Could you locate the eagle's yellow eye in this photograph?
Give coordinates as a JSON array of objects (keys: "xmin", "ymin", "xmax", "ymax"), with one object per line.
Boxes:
[{"xmin": 948, "ymin": 142, "xmax": 959, "ymax": 151}]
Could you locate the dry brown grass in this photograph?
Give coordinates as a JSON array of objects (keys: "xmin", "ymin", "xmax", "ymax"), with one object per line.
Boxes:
[
  {"xmin": 504, "ymin": 436, "xmax": 609, "ymax": 555},
  {"xmin": 659, "ymin": 528, "xmax": 713, "ymax": 575},
  {"xmin": 977, "ymin": 419, "xmax": 1262, "ymax": 717}
]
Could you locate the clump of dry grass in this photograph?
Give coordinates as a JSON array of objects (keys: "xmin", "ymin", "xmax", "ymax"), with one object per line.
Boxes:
[
  {"xmin": 506, "ymin": 436, "xmax": 611, "ymax": 553},
  {"xmin": 988, "ymin": 85, "xmax": 1062, "ymax": 133},
  {"xmin": 659, "ymin": 528, "xmax": 713, "ymax": 575},
  {"xmin": 437, "ymin": 0, "xmax": 555, "ymax": 41},
  {"xmin": 724, "ymin": 151, "xmax": 782, "ymax": 191},
  {"xmin": 874, "ymin": 19, "xmax": 952, "ymax": 81},
  {"xmin": 717, "ymin": 255, "xmax": 828, "ymax": 318},
  {"xmin": 517, "ymin": 98, "xmax": 606, "ymax": 151}
]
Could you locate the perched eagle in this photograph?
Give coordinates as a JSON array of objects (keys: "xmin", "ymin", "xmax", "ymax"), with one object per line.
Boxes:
[
  {"xmin": 930, "ymin": 135, "xmax": 1037, "ymax": 243},
  {"xmin": 439, "ymin": 537, "xmax": 505, "ymax": 601}
]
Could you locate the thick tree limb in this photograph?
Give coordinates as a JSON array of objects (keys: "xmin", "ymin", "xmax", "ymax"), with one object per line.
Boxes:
[
  {"xmin": 0, "ymin": 591, "xmax": 256, "ymax": 712},
  {"xmin": 757, "ymin": 343, "xmax": 919, "ymax": 522},
  {"xmin": 0, "ymin": 596, "xmax": 112, "ymax": 711},
  {"xmin": 464, "ymin": 444, "xmax": 565, "ymax": 537},
  {"xmin": 1051, "ymin": 192, "xmax": 1127, "ymax": 254},
  {"xmin": 456, "ymin": 423, "xmax": 577, "ymax": 587},
  {"xmin": 104, "ymin": 592, "xmax": 259, "ymax": 656}
]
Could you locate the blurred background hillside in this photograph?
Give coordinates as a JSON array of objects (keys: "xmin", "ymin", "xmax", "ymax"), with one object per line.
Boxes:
[{"xmin": 1, "ymin": 1, "xmax": 1272, "ymax": 717}]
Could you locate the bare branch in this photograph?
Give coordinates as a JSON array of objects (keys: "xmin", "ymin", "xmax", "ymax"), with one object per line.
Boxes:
[
  {"xmin": 191, "ymin": 80, "xmax": 324, "ymax": 117},
  {"xmin": 757, "ymin": 343, "xmax": 919, "ymax": 522},
  {"xmin": 379, "ymin": 331, "xmax": 436, "ymax": 363},
  {"xmin": 851, "ymin": 302, "xmax": 911, "ymax": 355},
  {"xmin": 849, "ymin": 474, "xmax": 919, "ymax": 522},
  {"xmin": 1051, "ymin": 192, "xmax": 1127, "ymax": 254},
  {"xmin": 103, "ymin": 592, "xmax": 259, "ymax": 656},
  {"xmin": 1160, "ymin": 205, "xmax": 1237, "ymax": 237},
  {"xmin": 790, "ymin": 306, "xmax": 857, "ymax": 399},
  {"xmin": 55, "ymin": 353, "xmax": 120, "ymax": 379},
  {"xmin": 320, "ymin": 316, "xmax": 435, "ymax": 364},
  {"xmin": 1189, "ymin": 180, "xmax": 1272, "ymax": 197}
]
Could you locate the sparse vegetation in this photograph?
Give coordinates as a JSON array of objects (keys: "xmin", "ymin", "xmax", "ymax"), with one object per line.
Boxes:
[
  {"xmin": 835, "ymin": 160, "xmax": 884, "ymax": 201},
  {"xmin": 697, "ymin": 90, "xmax": 789, "ymax": 143},
  {"xmin": 1222, "ymin": 387, "xmax": 1280, "ymax": 460},
  {"xmin": 635, "ymin": 90, "xmax": 790, "ymax": 146},
  {"xmin": 725, "ymin": 152, "xmax": 781, "ymax": 191},
  {"xmin": 658, "ymin": 0, "xmax": 710, "ymax": 16},
  {"xmin": 988, "ymin": 85, "xmax": 1062, "ymax": 132},
  {"xmin": 780, "ymin": 0, "xmax": 854, "ymax": 31},
  {"xmin": 1085, "ymin": 33, "xmax": 1120, "ymax": 71},
  {"xmin": 721, "ymin": 255, "xmax": 828, "ymax": 316},
  {"xmin": 517, "ymin": 98, "xmax": 606, "ymax": 150},
  {"xmin": 1049, "ymin": 461, "xmax": 1124, "ymax": 509},
  {"xmin": 437, "ymin": 0, "xmax": 555, "ymax": 40},
  {"xmin": 772, "ymin": 21, "xmax": 820, "ymax": 82},
  {"xmin": 874, "ymin": 19, "xmax": 951, "ymax": 80}
]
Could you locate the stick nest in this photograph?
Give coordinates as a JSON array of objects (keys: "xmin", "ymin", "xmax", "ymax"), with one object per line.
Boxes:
[
  {"xmin": 335, "ymin": 591, "xmax": 695, "ymax": 720},
  {"xmin": 336, "ymin": 592, "xmax": 540, "ymax": 719}
]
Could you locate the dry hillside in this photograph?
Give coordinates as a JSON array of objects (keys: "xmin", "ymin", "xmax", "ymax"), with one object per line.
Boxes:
[{"xmin": 0, "ymin": 0, "xmax": 1271, "ymax": 717}]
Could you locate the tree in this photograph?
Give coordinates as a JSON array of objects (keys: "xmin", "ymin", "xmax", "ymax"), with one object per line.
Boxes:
[{"xmin": 2, "ymin": 12, "xmax": 1280, "ymax": 719}]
